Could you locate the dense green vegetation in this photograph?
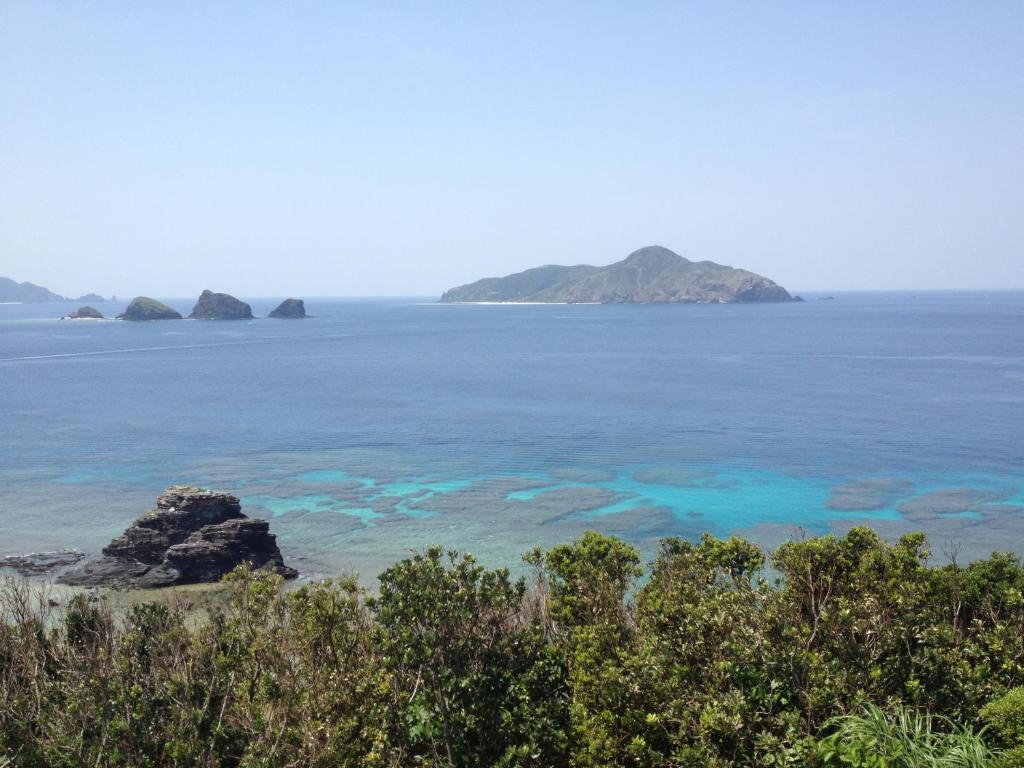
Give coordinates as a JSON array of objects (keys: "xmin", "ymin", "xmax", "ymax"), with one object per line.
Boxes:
[{"xmin": 3, "ymin": 527, "xmax": 1024, "ymax": 767}]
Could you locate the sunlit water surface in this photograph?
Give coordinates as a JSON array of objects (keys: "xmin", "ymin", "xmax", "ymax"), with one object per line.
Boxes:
[{"xmin": 2, "ymin": 293, "xmax": 1022, "ymax": 580}]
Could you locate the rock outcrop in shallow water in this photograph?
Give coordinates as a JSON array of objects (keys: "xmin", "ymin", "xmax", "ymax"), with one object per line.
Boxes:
[
  {"xmin": 189, "ymin": 290, "xmax": 253, "ymax": 320},
  {"xmin": 268, "ymin": 298, "xmax": 307, "ymax": 318},
  {"xmin": 118, "ymin": 297, "xmax": 183, "ymax": 321},
  {"xmin": 0, "ymin": 549, "xmax": 84, "ymax": 576},
  {"xmin": 59, "ymin": 486, "xmax": 297, "ymax": 588}
]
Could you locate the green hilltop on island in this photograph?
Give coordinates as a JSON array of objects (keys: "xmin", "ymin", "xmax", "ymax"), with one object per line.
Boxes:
[
  {"xmin": 441, "ymin": 245, "xmax": 800, "ymax": 304},
  {"xmin": 117, "ymin": 297, "xmax": 183, "ymax": 321}
]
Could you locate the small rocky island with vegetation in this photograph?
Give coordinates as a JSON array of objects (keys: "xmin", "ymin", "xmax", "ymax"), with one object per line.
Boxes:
[
  {"xmin": 61, "ymin": 306, "xmax": 104, "ymax": 320},
  {"xmin": 442, "ymin": 245, "xmax": 800, "ymax": 304},
  {"xmin": 117, "ymin": 296, "xmax": 183, "ymax": 321},
  {"xmin": 37, "ymin": 291, "xmax": 309, "ymax": 322},
  {"xmin": 58, "ymin": 486, "xmax": 296, "ymax": 588},
  {"xmin": 189, "ymin": 289, "xmax": 254, "ymax": 320},
  {"xmin": 268, "ymin": 297, "xmax": 307, "ymax": 318}
]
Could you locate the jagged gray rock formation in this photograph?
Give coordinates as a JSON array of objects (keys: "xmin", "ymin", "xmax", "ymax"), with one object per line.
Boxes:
[
  {"xmin": 59, "ymin": 486, "xmax": 297, "ymax": 588},
  {"xmin": 441, "ymin": 245, "xmax": 800, "ymax": 304},
  {"xmin": 268, "ymin": 298, "xmax": 306, "ymax": 318},
  {"xmin": 189, "ymin": 290, "xmax": 253, "ymax": 320},
  {"xmin": 118, "ymin": 297, "xmax": 183, "ymax": 321}
]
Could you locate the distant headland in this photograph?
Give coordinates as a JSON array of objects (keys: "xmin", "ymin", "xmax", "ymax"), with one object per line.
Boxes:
[
  {"xmin": 441, "ymin": 245, "xmax": 800, "ymax": 304},
  {"xmin": 0, "ymin": 277, "xmax": 109, "ymax": 304}
]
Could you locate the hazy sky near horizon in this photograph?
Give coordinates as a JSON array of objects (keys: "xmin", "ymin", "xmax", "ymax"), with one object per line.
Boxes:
[{"xmin": 2, "ymin": 1, "xmax": 1022, "ymax": 297}]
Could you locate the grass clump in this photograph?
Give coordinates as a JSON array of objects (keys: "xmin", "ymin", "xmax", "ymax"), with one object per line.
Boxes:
[{"xmin": 818, "ymin": 705, "xmax": 997, "ymax": 767}]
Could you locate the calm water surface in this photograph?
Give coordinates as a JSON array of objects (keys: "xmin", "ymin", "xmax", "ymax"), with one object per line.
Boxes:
[{"xmin": 1, "ymin": 292, "xmax": 1022, "ymax": 578}]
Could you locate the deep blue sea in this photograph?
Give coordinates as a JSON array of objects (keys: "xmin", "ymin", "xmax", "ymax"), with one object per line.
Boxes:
[{"xmin": 2, "ymin": 292, "xmax": 1022, "ymax": 579}]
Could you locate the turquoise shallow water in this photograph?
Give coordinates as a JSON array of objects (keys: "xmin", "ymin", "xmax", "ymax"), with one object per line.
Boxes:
[
  {"xmin": 247, "ymin": 466, "xmax": 908, "ymax": 532},
  {"xmin": 1, "ymin": 292, "xmax": 1022, "ymax": 579}
]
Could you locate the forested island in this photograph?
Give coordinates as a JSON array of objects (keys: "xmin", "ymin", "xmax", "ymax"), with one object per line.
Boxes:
[
  {"xmin": 441, "ymin": 246, "xmax": 800, "ymax": 304},
  {"xmin": 2, "ymin": 528, "xmax": 1022, "ymax": 766}
]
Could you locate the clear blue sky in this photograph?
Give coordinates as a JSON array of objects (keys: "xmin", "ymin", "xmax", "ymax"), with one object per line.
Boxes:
[{"xmin": 2, "ymin": 1, "xmax": 1022, "ymax": 297}]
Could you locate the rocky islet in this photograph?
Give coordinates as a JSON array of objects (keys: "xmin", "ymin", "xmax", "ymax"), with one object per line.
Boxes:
[
  {"xmin": 117, "ymin": 296, "xmax": 183, "ymax": 321},
  {"xmin": 59, "ymin": 486, "xmax": 297, "ymax": 588},
  {"xmin": 62, "ymin": 306, "xmax": 105, "ymax": 320},
  {"xmin": 189, "ymin": 289, "xmax": 254, "ymax": 320},
  {"xmin": 109, "ymin": 292, "xmax": 309, "ymax": 321},
  {"xmin": 268, "ymin": 298, "xmax": 307, "ymax": 318}
]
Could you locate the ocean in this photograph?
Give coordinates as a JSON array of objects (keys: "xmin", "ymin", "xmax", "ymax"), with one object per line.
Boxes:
[{"xmin": 1, "ymin": 292, "xmax": 1022, "ymax": 580}]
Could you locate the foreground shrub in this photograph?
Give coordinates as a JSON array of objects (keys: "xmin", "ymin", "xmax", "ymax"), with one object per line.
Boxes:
[
  {"xmin": 982, "ymin": 687, "xmax": 1024, "ymax": 767},
  {"xmin": 1, "ymin": 528, "xmax": 1022, "ymax": 767},
  {"xmin": 368, "ymin": 547, "xmax": 568, "ymax": 767}
]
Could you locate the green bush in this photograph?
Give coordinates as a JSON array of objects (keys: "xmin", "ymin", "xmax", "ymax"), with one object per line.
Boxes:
[
  {"xmin": 2, "ymin": 529, "xmax": 1022, "ymax": 767},
  {"xmin": 982, "ymin": 687, "xmax": 1024, "ymax": 767},
  {"xmin": 368, "ymin": 547, "xmax": 568, "ymax": 766}
]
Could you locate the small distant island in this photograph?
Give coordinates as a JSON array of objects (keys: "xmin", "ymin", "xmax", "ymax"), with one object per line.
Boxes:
[
  {"xmin": 441, "ymin": 245, "xmax": 800, "ymax": 304},
  {"xmin": 62, "ymin": 306, "xmax": 105, "ymax": 320},
  {"xmin": 268, "ymin": 298, "xmax": 307, "ymax": 318},
  {"xmin": 110, "ymin": 292, "xmax": 307, "ymax": 321}
]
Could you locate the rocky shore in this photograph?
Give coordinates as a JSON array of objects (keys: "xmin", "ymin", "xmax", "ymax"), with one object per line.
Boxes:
[{"xmin": 0, "ymin": 549, "xmax": 84, "ymax": 577}]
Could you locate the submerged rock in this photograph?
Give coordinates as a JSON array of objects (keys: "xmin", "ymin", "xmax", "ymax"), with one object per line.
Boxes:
[
  {"xmin": 827, "ymin": 477, "xmax": 914, "ymax": 511},
  {"xmin": 59, "ymin": 486, "xmax": 297, "ymax": 588},
  {"xmin": 62, "ymin": 306, "xmax": 104, "ymax": 320},
  {"xmin": 189, "ymin": 290, "xmax": 253, "ymax": 320},
  {"xmin": 268, "ymin": 298, "xmax": 307, "ymax": 319},
  {"xmin": 118, "ymin": 297, "xmax": 183, "ymax": 321}
]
